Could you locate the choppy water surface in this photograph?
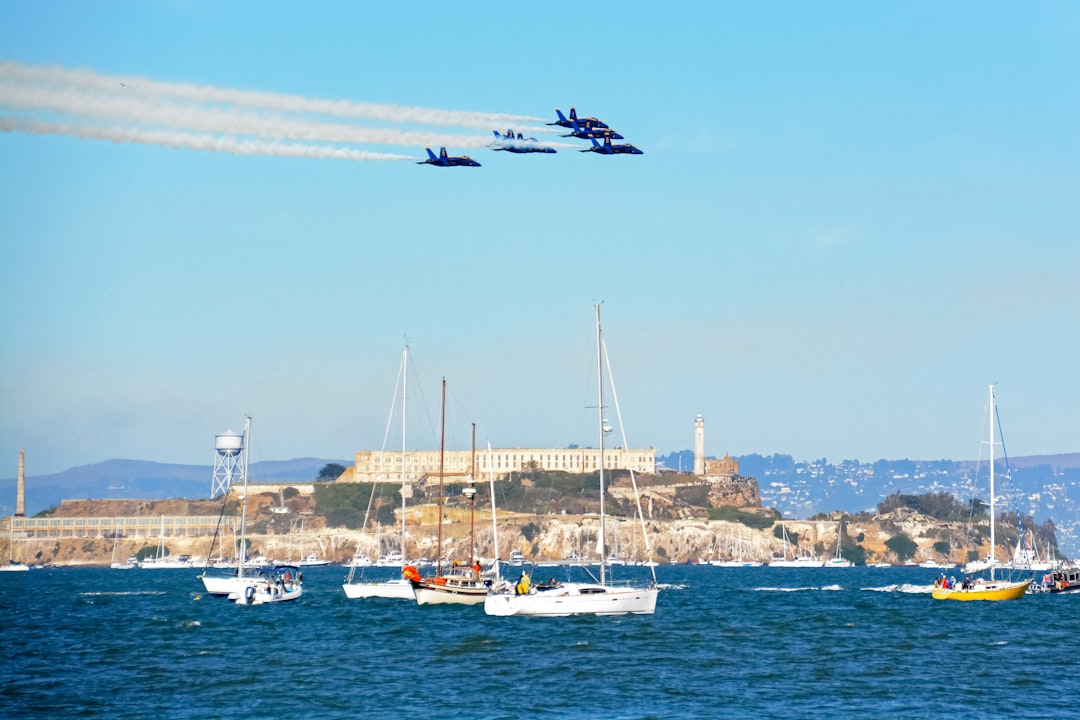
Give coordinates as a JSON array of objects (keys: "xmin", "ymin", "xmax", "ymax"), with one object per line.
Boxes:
[{"xmin": 1, "ymin": 565, "xmax": 1076, "ymax": 719}]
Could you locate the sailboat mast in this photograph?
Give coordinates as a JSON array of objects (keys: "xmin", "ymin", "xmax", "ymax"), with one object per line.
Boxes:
[
  {"xmin": 400, "ymin": 344, "xmax": 408, "ymax": 563},
  {"xmin": 988, "ymin": 383, "xmax": 996, "ymax": 582},
  {"xmin": 470, "ymin": 423, "xmax": 477, "ymax": 566},
  {"xmin": 436, "ymin": 378, "xmax": 446, "ymax": 577},
  {"xmin": 595, "ymin": 304, "xmax": 606, "ymax": 587},
  {"xmin": 239, "ymin": 415, "xmax": 251, "ymax": 579},
  {"xmin": 488, "ymin": 442, "xmax": 499, "ymax": 581}
]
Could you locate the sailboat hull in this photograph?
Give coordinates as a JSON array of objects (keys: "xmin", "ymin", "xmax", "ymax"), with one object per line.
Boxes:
[
  {"xmin": 931, "ymin": 578, "xmax": 1031, "ymax": 601},
  {"xmin": 229, "ymin": 584, "xmax": 303, "ymax": 605},
  {"xmin": 202, "ymin": 574, "xmax": 261, "ymax": 597},
  {"xmin": 484, "ymin": 583, "xmax": 658, "ymax": 617},
  {"xmin": 342, "ymin": 578, "xmax": 415, "ymax": 600},
  {"xmin": 412, "ymin": 577, "xmax": 488, "ymax": 606}
]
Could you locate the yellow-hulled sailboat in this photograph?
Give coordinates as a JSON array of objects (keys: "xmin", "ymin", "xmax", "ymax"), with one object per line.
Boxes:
[{"xmin": 932, "ymin": 384, "xmax": 1031, "ymax": 602}]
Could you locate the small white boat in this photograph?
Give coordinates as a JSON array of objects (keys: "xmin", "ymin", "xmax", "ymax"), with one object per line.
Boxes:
[
  {"xmin": 344, "ymin": 555, "xmax": 374, "ymax": 568},
  {"xmin": 298, "ymin": 552, "xmax": 331, "ymax": 567},
  {"xmin": 712, "ymin": 559, "xmax": 764, "ymax": 568},
  {"xmin": 228, "ymin": 565, "xmax": 303, "ymax": 605},
  {"xmin": 0, "ymin": 560, "xmax": 29, "ymax": 572},
  {"xmin": 824, "ymin": 521, "xmax": 854, "ymax": 567},
  {"xmin": 769, "ymin": 555, "xmax": 825, "ymax": 568},
  {"xmin": 293, "ymin": 519, "xmax": 332, "ymax": 567},
  {"xmin": 140, "ymin": 555, "xmax": 194, "ymax": 569},
  {"xmin": 140, "ymin": 516, "xmax": 193, "ymax": 568},
  {"xmin": 768, "ymin": 523, "xmax": 824, "ymax": 567},
  {"xmin": 375, "ymin": 552, "xmax": 404, "ymax": 568}
]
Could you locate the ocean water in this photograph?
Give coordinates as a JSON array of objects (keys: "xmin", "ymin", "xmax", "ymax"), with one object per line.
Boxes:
[{"xmin": 1, "ymin": 564, "xmax": 1076, "ymax": 719}]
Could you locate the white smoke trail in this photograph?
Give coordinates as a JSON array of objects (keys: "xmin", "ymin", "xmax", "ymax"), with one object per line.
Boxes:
[
  {"xmin": 0, "ymin": 61, "xmax": 546, "ymax": 130},
  {"xmin": 0, "ymin": 82, "xmax": 498, "ymax": 149},
  {"xmin": 0, "ymin": 117, "xmax": 416, "ymax": 162},
  {"xmin": 490, "ymin": 132, "xmax": 580, "ymax": 152}
]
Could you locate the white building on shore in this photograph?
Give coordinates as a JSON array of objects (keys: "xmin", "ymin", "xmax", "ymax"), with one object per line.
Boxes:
[{"xmin": 349, "ymin": 446, "xmax": 656, "ymax": 486}]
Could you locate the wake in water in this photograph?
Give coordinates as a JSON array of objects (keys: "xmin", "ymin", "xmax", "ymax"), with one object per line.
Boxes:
[
  {"xmin": 79, "ymin": 590, "xmax": 167, "ymax": 597},
  {"xmin": 862, "ymin": 583, "xmax": 935, "ymax": 594},
  {"xmin": 753, "ymin": 585, "xmax": 844, "ymax": 592}
]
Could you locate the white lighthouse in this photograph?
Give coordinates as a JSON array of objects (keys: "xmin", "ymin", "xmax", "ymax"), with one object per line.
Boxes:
[{"xmin": 693, "ymin": 414, "xmax": 705, "ymax": 476}]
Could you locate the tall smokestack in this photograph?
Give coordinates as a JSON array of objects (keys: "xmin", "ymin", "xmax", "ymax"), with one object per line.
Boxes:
[{"xmin": 16, "ymin": 449, "xmax": 25, "ymax": 517}]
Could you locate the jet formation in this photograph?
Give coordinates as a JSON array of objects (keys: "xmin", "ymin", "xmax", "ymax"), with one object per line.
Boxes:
[{"xmin": 419, "ymin": 106, "xmax": 641, "ymax": 167}]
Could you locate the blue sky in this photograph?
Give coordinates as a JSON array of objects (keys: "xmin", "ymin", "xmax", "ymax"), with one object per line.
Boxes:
[{"xmin": 1, "ymin": 2, "xmax": 1078, "ymax": 478}]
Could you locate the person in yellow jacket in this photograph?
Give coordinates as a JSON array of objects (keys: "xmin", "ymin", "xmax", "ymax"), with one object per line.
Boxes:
[{"xmin": 516, "ymin": 572, "xmax": 531, "ymax": 595}]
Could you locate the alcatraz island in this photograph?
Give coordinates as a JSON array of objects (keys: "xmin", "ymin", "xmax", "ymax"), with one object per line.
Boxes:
[{"xmin": 2, "ymin": 443, "xmax": 1065, "ymax": 569}]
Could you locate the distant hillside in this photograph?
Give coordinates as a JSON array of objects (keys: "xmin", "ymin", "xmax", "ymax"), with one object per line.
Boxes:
[
  {"xmin": 1006, "ymin": 453, "xmax": 1080, "ymax": 469},
  {"xmin": 2, "ymin": 458, "xmax": 351, "ymax": 516},
  {"xmin": 658, "ymin": 452, "xmax": 1080, "ymax": 559}
]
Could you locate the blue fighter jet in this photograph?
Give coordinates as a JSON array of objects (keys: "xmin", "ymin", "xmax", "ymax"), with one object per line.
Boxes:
[
  {"xmin": 547, "ymin": 107, "xmax": 610, "ymax": 132},
  {"xmin": 418, "ymin": 147, "xmax": 481, "ymax": 167},
  {"xmin": 581, "ymin": 133, "xmax": 643, "ymax": 155},
  {"xmin": 563, "ymin": 117, "xmax": 623, "ymax": 141},
  {"xmin": 491, "ymin": 130, "xmax": 557, "ymax": 154}
]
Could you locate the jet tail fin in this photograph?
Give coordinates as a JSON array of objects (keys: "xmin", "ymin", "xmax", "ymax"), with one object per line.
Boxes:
[{"xmin": 426, "ymin": 147, "xmax": 438, "ymax": 161}]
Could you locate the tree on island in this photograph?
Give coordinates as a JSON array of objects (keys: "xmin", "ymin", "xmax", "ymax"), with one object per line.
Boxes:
[
  {"xmin": 317, "ymin": 463, "xmax": 347, "ymax": 481},
  {"xmin": 884, "ymin": 533, "xmax": 918, "ymax": 562}
]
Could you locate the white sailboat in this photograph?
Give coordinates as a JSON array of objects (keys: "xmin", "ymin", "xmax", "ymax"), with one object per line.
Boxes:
[
  {"xmin": 295, "ymin": 519, "xmax": 331, "ymax": 567},
  {"xmin": 711, "ymin": 530, "xmax": 763, "ymax": 567},
  {"xmin": 933, "ymin": 384, "xmax": 1031, "ymax": 602},
  {"xmin": 228, "ymin": 563, "xmax": 303, "ymax": 605},
  {"xmin": 139, "ymin": 515, "xmax": 194, "ymax": 569},
  {"xmin": 201, "ymin": 417, "xmax": 303, "ymax": 604},
  {"xmin": 1002, "ymin": 529, "xmax": 1056, "ymax": 572},
  {"xmin": 824, "ymin": 521, "xmax": 854, "ymax": 567},
  {"xmin": 408, "ymin": 384, "xmax": 489, "ymax": 606},
  {"xmin": 768, "ymin": 522, "xmax": 824, "ymax": 567},
  {"xmin": 344, "ymin": 343, "xmax": 417, "ymax": 601},
  {"xmin": 109, "ymin": 531, "xmax": 134, "ymax": 570},
  {"xmin": 485, "ymin": 305, "xmax": 659, "ymax": 617}
]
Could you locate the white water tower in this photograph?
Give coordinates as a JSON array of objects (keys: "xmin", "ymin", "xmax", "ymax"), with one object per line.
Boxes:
[{"xmin": 210, "ymin": 423, "xmax": 246, "ymax": 499}]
